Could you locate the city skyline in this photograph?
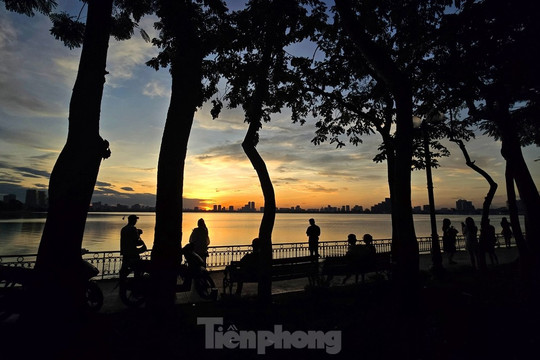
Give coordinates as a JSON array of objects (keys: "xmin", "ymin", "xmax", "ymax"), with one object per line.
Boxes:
[
  {"xmin": 2, "ymin": 189, "xmax": 509, "ymax": 216},
  {"xmin": 0, "ymin": 7, "xmax": 539, "ymax": 212}
]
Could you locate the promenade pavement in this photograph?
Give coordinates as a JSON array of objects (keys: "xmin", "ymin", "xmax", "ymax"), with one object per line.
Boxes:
[{"xmin": 96, "ymin": 246, "xmax": 520, "ymax": 314}]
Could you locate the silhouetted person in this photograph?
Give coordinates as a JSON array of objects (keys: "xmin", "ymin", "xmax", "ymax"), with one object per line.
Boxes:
[
  {"xmin": 343, "ymin": 233, "xmax": 375, "ymax": 284},
  {"xmin": 306, "ymin": 218, "xmax": 321, "ymax": 257},
  {"xmin": 462, "ymin": 217, "xmax": 478, "ymax": 270},
  {"xmin": 442, "ymin": 218, "xmax": 458, "ymax": 265},
  {"xmin": 234, "ymin": 238, "xmax": 260, "ymax": 296},
  {"xmin": 500, "ymin": 217, "xmax": 513, "ymax": 248},
  {"xmin": 362, "ymin": 233, "xmax": 376, "ymax": 255},
  {"xmin": 480, "ymin": 218, "xmax": 498, "ymax": 266},
  {"xmin": 120, "ymin": 215, "xmax": 147, "ymax": 280},
  {"xmin": 189, "ymin": 218, "xmax": 210, "ymax": 265}
]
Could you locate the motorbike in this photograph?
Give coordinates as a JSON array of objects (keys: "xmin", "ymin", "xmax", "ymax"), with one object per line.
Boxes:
[
  {"xmin": 81, "ymin": 248, "xmax": 104, "ymax": 311},
  {"xmin": 118, "ymin": 244, "xmax": 218, "ymax": 307},
  {"xmin": 0, "ymin": 249, "xmax": 103, "ymax": 320}
]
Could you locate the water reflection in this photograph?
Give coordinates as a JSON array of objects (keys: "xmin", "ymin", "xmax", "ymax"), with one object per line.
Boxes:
[{"xmin": 0, "ymin": 212, "xmax": 526, "ymax": 255}]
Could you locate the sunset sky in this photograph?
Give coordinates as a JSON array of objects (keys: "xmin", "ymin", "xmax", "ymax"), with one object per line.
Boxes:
[{"xmin": 1, "ymin": 3, "xmax": 539, "ymax": 211}]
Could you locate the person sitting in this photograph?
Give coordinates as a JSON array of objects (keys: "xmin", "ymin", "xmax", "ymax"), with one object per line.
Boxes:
[
  {"xmin": 234, "ymin": 238, "xmax": 260, "ymax": 296},
  {"xmin": 343, "ymin": 234, "xmax": 373, "ymax": 284},
  {"xmin": 119, "ymin": 215, "xmax": 147, "ymax": 281},
  {"xmin": 362, "ymin": 233, "xmax": 376, "ymax": 256}
]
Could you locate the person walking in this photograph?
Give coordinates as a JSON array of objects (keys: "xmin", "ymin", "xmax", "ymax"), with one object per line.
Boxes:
[
  {"xmin": 306, "ymin": 218, "xmax": 321, "ymax": 257},
  {"xmin": 189, "ymin": 218, "xmax": 210, "ymax": 265}
]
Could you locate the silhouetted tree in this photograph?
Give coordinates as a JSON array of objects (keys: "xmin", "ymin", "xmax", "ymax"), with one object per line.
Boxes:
[
  {"xmin": 2, "ymin": 0, "xmax": 151, "ymax": 325},
  {"xmin": 432, "ymin": 0, "xmax": 540, "ymax": 294},
  {"xmin": 289, "ymin": 3, "xmax": 471, "ymax": 272},
  {"xmin": 147, "ymin": 0, "xmax": 227, "ymax": 311},
  {"xmin": 326, "ymin": 0, "xmax": 460, "ymax": 302},
  {"xmin": 212, "ymin": 0, "xmax": 326, "ymax": 301}
]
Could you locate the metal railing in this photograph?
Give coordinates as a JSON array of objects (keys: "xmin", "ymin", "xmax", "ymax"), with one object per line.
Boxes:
[{"xmin": 0, "ymin": 234, "xmax": 510, "ymax": 280}]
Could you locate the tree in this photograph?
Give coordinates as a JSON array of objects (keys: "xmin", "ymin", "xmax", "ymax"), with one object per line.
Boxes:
[
  {"xmin": 2, "ymin": 0, "xmax": 152, "ymax": 326},
  {"xmin": 432, "ymin": 0, "xmax": 540, "ymax": 294},
  {"xmin": 212, "ymin": 0, "xmax": 326, "ymax": 301},
  {"xmin": 290, "ymin": 2, "xmax": 470, "ymax": 278},
  {"xmin": 309, "ymin": 0, "xmax": 456, "ymax": 302},
  {"xmin": 32, "ymin": 0, "xmax": 114, "ymax": 325},
  {"xmin": 147, "ymin": 0, "xmax": 227, "ymax": 311}
]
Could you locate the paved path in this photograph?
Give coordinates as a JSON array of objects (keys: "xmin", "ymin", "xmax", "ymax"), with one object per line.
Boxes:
[{"xmin": 97, "ymin": 246, "xmax": 520, "ymax": 314}]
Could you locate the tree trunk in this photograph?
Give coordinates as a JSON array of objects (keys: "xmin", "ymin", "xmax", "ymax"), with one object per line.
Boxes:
[
  {"xmin": 452, "ymin": 139, "xmax": 498, "ymax": 224},
  {"xmin": 497, "ymin": 105, "xmax": 540, "ymax": 299},
  {"xmin": 505, "ymin": 163, "xmax": 526, "ymax": 252},
  {"xmin": 32, "ymin": 0, "xmax": 113, "ymax": 325},
  {"xmin": 151, "ymin": 4, "xmax": 203, "ymax": 313},
  {"xmin": 392, "ymin": 91, "xmax": 419, "ymax": 302},
  {"xmin": 242, "ymin": 119, "xmax": 275, "ymax": 303},
  {"xmin": 335, "ymin": 0, "xmax": 419, "ymax": 304},
  {"xmin": 451, "ymin": 139, "xmax": 498, "ymax": 270},
  {"xmin": 496, "ymin": 106, "xmax": 540, "ymax": 267}
]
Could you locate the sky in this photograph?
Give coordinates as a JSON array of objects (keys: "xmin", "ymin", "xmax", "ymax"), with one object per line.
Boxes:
[{"xmin": 1, "ymin": 2, "xmax": 539, "ymax": 211}]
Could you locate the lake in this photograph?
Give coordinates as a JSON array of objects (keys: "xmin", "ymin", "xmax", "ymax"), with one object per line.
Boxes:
[{"xmin": 0, "ymin": 212, "xmax": 523, "ymax": 255}]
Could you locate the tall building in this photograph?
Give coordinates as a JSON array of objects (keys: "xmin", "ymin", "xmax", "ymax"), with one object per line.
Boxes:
[
  {"xmin": 456, "ymin": 199, "xmax": 475, "ymax": 213},
  {"xmin": 25, "ymin": 190, "xmax": 38, "ymax": 208},
  {"xmin": 371, "ymin": 198, "xmax": 392, "ymax": 213},
  {"xmin": 37, "ymin": 191, "xmax": 47, "ymax": 208}
]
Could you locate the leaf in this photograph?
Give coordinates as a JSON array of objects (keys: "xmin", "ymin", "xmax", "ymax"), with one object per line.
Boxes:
[
  {"xmin": 2, "ymin": 0, "xmax": 57, "ymax": 17},
  {"xmin": 49, "ymin": 12, "xmax": 85, "ymax": 49}
]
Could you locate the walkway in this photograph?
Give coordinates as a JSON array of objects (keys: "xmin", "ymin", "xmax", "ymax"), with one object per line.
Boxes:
[{"xmin": 96, "ymin": 246, "xmax": 519, "ymax": 314}]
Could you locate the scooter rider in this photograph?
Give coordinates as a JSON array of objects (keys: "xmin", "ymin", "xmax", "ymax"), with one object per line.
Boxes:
[{"xmin": 119, "ymin": 215, "xmax": 147, "ymax": 281}]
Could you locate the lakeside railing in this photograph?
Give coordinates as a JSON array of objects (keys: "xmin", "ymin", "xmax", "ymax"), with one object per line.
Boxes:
[{"xmin": 0, "ymin": 234, "xmax": 509, "ymax": 280}]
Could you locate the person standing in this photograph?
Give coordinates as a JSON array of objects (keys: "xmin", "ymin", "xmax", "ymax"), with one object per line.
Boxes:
[
  {"xmin": 119, "ymin": 215, "xmax": 147, "ymax": 280},
  {"xmin": 500, "ymin": 217, "xmax": 513, "ymax": 248},
  {"xmin": 442, "ymin": 218, "xmax": 458, "ymax": 265},
  {"xmin": 462, "ymin": 217, "xmax": 479, "ymax": 270},
  {"xmin": 480, "ymin": 218, "xmax": 499, "ymax": 266},
  {"xmin": 189, "ymin": 218, "xmax": 210, "ymax": 265},
  {"xmin": 306, "ymin": 218, "xmax": 321, "ymax": 257}
]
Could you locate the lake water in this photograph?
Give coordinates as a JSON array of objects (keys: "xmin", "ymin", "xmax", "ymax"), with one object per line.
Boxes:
[{"xmin": 0, "ymin": 212, "xmax": 523, "ymax": 255}]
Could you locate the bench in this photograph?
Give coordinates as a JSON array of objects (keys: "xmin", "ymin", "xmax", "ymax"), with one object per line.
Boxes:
[
  {"xmin": 222, "ymin": 255, "xmax": 319, "ymax": 295},
  {"xmin": 321, "ymin": 252, "xmax": 392, "ymax": 284}
]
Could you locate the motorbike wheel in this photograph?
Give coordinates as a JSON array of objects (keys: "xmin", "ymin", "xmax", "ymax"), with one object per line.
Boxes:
[
  {"xmin": 194, "ymin": 272, "xmax": 217, "ymax": 300},
  {"xmin": 119, "ymin": 279, "xmax": 146, "ymax": 307},
  {"xmin": 85, "ymin": 281, "xmax": 104, "ymax": 312}
]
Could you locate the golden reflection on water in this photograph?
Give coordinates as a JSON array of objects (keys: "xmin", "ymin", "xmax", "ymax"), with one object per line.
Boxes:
[{"xmin": 0, "ymin": 212, "xmax": 524, "ymax": 254}]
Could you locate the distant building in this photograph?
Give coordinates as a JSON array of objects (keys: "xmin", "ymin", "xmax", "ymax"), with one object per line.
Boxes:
[
  {"xmin": 25, "ymin": 190, "xmax": 38, "ymax": 208},
  {"xmin": 37, "ymin": 191, "xmax": 47, "ymax": 208},
  {"xmin": 3, "ymin": 194, "xmax": 16, "ymax": 202},
  {"xmin": 371, "ymin": 198, "xmax": 392, "ymax": 214},
  {"xmin": 456, "ymin": 199, "xmax": 475, "ymax": 213}
]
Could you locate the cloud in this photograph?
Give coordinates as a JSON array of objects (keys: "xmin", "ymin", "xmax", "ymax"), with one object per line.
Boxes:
[
  {"xmin": 104, "ymin": 18, "xmax": 159, "ymax": 87},
  {"xmin": 305, "ymin": 184, "xmax": 339, "ymax": 193},
  {"xmin": 0, "ymin": 14, "xmax": 74, "ymax": 119},
  {"xmin": 142, "ymin": 81, "xmax": 170, "ymax": 98},
  {"xmin": 96, "ymin": 181, "xmax": 112, "ymax": 187},
  {"xmin": 121, "ymin": 187, "xmax": 135, "ymax": 192},
  {"xmin": 13, "ymin": 166, "xmax": 50, "ymax": 179}
]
